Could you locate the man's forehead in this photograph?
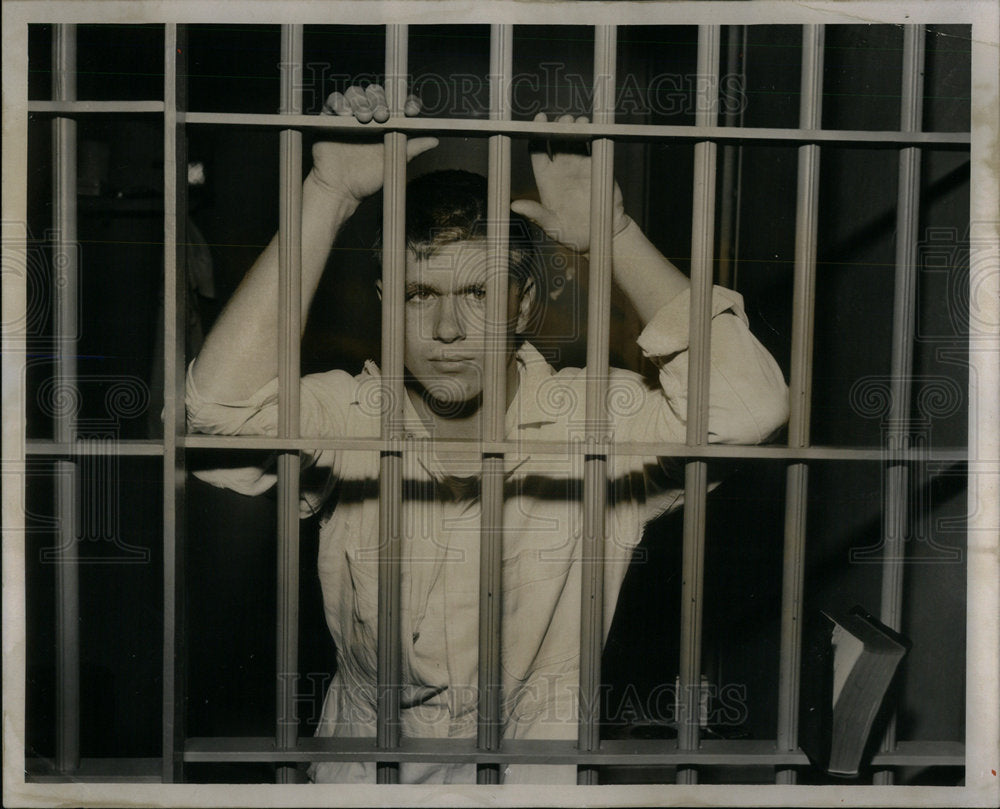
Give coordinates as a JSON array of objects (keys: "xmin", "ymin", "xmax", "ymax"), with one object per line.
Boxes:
[{"xmin": 406, "ymin": 241, "xmax": 490, "ymax": 280}]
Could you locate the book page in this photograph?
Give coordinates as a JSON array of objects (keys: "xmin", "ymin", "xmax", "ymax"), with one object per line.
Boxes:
[{"xmin": 831, "ymin": 623, "xmax": 865, "ymax": 706}]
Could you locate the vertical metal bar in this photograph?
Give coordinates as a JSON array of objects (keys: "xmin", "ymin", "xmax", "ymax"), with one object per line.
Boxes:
[
  {"xmin": 677, "ymin": 24, "xmax": 719, "ymax": 785},
  {"xmin": 51, "ymin": 23, "xmax": 80, "ymax": 777},
  {"xmin": 874, "ymin": 24, "xmax": 925, "ymax": 786},
  {"xmin": 577, "ymin": 24, "xmax": 616, "ymax": 787},
  {"xmin": 729, "ymin": 25, "xmax": 749, "ymax": 292},
  {"xmin": 477, "ymin": 22, "xmax": 513, "ymax": 786},
  {"xmin": 882, "ymin": 21, "xmax": 924, "ymax": 643},
  {"xmin": 162, "ymin": 22, "xmax": 188, "ymax": 784},
  {"xmin": 775, "ymin": 23, "xmax": 823, "ymax": 786},
  {"xmin": 275, "ymin": 23, "xmax": 304, "ymax": 785},
  {"xmin": 685, "ymin": 26, "xmax": 720, "ymax": 446},
  {"xmin": 717, "ymin": 25, "xmax": 744, "ymax": 289},
  {"xmin": 377, "ymin": 23, "xmax": 408, "ymax": 784},
  {"xmin": 786, "ymin": 25, "xmax": 823, "ymax": 452},
  {"xmin": 2, "ymin": 14, "xmax": 29, "ymax": 787}
]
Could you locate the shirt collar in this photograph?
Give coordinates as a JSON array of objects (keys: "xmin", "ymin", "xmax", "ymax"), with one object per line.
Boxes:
[{"xmin": 506, "ymin": 341, "xmax": 560, "ymax": 432}]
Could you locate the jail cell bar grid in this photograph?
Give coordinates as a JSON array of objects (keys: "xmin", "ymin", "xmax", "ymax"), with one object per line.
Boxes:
[{"xmin": 26, "ymin": 22, "xmax": 969, "ymax": 784}]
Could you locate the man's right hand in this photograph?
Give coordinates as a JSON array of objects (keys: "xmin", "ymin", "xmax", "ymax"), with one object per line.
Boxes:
[
  {"xmin": 310, "ymin": 84, "xmax": 438, "ymax": 202},
  {"xmin": 191, "ymin": 85, "xmax": 436, "ymax": 403}
]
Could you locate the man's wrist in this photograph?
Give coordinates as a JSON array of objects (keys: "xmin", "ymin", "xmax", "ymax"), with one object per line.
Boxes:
[
  {"xmin": 604, "ymin": 215, "xmax": 639, "ymax": 257},
  {"xmin": 613, "ymin": 214, "xmax": 636, "ymax": 239},
  {"xmin": 304, "ymin": 171, "xmax": 363, "ymax": 212},
  {"xmin": 580, "ymin": 214, "xmax": 634, "ymax": 258}
]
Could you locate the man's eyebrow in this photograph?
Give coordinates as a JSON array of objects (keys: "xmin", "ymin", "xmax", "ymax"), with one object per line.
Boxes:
[
  {"xmin": 455, "ymin": 282, "xmax": 487, "ymax": 294},
  {"xmin": 405, "ymin": 281, "xmax": 440, "ymax": 295}
]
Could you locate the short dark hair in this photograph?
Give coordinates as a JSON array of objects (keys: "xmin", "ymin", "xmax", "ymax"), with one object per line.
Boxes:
[{"xmin": 374, "ymin": 169, "xmax": 542, "ymax": 292}]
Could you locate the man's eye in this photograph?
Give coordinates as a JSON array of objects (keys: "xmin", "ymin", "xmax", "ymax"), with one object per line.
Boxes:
[
  {"xmin": 406, "ymin": 289, "xmax": 434, "ymax": 302},
  {"xmin": 467, "ymin": 287, "xmax": 487, "ymax": 301}
]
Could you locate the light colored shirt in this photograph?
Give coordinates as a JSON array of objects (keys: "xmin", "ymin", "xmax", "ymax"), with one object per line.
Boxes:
[{"xmin": 186, "ymin": 285, "xmax": 789, "ymax": 784}]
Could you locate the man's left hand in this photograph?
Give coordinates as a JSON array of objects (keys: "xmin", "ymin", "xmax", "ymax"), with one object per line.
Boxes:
[{"xmin": 511, "ymin": 113, "xmax": 628, "ymax": 253}]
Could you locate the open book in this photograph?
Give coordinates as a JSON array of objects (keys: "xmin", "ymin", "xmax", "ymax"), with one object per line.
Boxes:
[{"xmin": 799, "ymin": 606, "xmax": 910, "ymax": 777}]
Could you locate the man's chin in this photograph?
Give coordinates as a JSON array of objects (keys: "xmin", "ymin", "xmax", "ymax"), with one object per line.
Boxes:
[
  {"xmin": 413, "ymin": 384, "xmax": 482, "ymax": 418},
  {"xmin": 424, "ymin": 393, "xmax": 482, "ymax": 419},
  {"xmin": 405, "ymin": 371, "xmax": 483, "ymax": 418}
]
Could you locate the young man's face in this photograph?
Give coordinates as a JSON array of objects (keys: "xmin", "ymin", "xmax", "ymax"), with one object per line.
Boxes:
[{"xmin": 398, "ymin": 240, "xmax": 532, "ymax": 409}]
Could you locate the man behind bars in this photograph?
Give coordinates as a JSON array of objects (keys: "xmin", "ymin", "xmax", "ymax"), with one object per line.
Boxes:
[{"xmin": 186, "ymin": 85, "xmax": 789, "ymax": 784}]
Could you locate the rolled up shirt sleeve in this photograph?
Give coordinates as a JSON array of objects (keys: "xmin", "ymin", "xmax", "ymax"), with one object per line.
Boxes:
[
  {"xmin": 185, "ymin": 360, "xmax": 281, "ymax": 438},
  {"xmin": 635, "ymin": 285, "xmax": 789, "ymax": 445},
  {"xmin": 185, "ymin": 360, "xmax": 356, "ymax": 510}
]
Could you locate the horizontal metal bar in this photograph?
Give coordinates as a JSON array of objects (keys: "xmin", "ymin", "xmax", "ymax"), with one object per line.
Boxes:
[
  {"xmin": 180, "ymin": 111, "xmax": 970, "ymax": 147},
  {"xmin": 26, "ymin": 440, "xmax": 165, "ymax": 456},
  {"xmin": 177, "ymin": 435, "xmax": 970, "ymax": 462},
  {"xmin": 28, "ymin": 100, "xmax": 165, "ymax": 114},
  {"xmin": 875, "ymin": 741, "xmax": 966, "ymax": 767},
  {"xmin": 182, "ymin": 737, "xmax": 964, "ymax": 767},
  {"xmin": 25, "ymin": 757, "xmax": 164, "ymax": 783}
]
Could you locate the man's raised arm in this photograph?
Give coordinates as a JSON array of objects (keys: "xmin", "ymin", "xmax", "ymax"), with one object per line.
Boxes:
[
  {"xmin": 190, "ymin": 86, "xmax": 437, "ymax": 404},
  {"xmin": 512, "ymin": 113, "xmax": 788, "ymax": 444},
  {"xmin": 510, "ymin": 114, "xmax": 692, "ymax": 325}
]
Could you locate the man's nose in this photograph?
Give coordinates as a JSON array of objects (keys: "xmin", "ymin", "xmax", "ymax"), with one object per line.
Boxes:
[{"xmin": 433, "ymin": 294, "xmax": 465, "ymax": 342}]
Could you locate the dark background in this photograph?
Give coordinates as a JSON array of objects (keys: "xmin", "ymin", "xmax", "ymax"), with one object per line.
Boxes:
[{"xmin": 25, "ymin": 22, "xmax": 970, "ymax": 784}]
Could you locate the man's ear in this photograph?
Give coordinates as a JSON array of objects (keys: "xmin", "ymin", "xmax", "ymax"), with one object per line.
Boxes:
[
  {"xmin": 515, "ymin": 277, "xmax": 537, "ymax": 334},
  {"xmin": 374, "ymin": 278, "xmax": 383, "ymax": 301}
]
